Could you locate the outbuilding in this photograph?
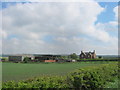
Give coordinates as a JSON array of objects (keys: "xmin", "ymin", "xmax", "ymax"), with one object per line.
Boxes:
[
  {"xmin": 34, "ymin": 54, "xmax": 61, "ymax": 62},
  {"xmin": 8, "ymin": 54, "xmax": 34, "ymax": 62}
]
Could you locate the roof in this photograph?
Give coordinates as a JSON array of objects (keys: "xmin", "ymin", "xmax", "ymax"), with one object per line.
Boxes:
[
  {"xmin": 9, "ymin": 54, "xmax": 34, "ymax": 57},
  {"xmin": 81, "ymin": 51, "xmax": 95, "ymax": 55},
  {"xmin": 34, "ymin": 54, "xmax": 61, "ymax": 57}
]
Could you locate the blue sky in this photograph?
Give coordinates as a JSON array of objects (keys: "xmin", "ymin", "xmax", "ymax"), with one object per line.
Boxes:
[
  {"xmin": 1, "ymin": 1, "xmax": 119, "ymax": 55},
  {"xmin": 96, "ymin": 2, "xmax": 118, "ymax": 23}
]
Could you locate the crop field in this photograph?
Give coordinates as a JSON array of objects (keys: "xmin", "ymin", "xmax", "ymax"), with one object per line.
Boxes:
[{"xmin": 2, "ymin": 61, "xmax": 116, "ymax": 82}]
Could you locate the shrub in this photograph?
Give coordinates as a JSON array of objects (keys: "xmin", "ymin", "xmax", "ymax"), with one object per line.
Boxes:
[
  {"xmin": 67, "ymin": 63, "xmax": 118, "ymax": 89},
  {"xmin": 23, "ymin": 57, "xmax": 31, "ymax": 63}
]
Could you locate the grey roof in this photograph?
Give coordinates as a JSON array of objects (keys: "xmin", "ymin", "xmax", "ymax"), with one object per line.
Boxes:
[{"xmin": 81, "ymin": 51, "xmax": 95, "ymax": 55}]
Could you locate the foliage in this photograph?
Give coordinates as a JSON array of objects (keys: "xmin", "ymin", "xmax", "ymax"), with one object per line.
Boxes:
[
  {"xmin": 2, "ymin": 76, "xmax": 69, "ymax": 89},
  {"xmin": 2, "ymin": 62, "xmax": 118, "ymax": 89},
  {"xmin": 60, "ymin": 56, "xmax": 69, "ymax": 60},
  {"xmin": 23, "ymin": 57, "xmax": 31, "ymax": 63},
  {"xmin": 105, "ymin": 78, "xmax": 119, "ymax": 88},
  {"xmin": 67, "ymin": 63, "xmax": 118, "ymax": 89},
  {"xmin": 69, "ymin": 53, "xmax": 78, "ymax": 60},
  {"xmin": 78, "ymin": 58, "xmax": 119, "ymax": 61},
  {"xmin": 3, "ymin": 62, "xmax": 112, "ymax": 82},
  {"xmin": 98, "ymin": 56, "xmax": 102, "ymax": 59}
]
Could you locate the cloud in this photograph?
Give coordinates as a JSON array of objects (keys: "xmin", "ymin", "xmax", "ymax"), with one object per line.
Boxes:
[
  {"xmin": 113, "ymin": 5, "xmax": 118, "ymax": 20},
  {"xmin": 2, "ymin": 2, "xmax": 118, "ymax": 55}
]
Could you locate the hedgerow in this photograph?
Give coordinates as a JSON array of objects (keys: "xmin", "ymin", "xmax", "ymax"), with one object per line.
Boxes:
[
  {"xmin": 67, "ymin": 63, "xmax": 118, "ymax": 89},
  {"xmin": 2, "ymin": 62, "xmax": 118, "ymax": 89}
]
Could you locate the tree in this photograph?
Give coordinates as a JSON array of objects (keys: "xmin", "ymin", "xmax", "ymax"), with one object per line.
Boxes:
[
  {"xmin": 98, "ymin": 56, "xmax": 102, "ymax": 59},
  {"xmin": 69, "ymin": 53, "xmax": 78, "ymax": 60},
  {"xmin": 23, "ymin": 57, "xmax": 31, "ymax": 63}
]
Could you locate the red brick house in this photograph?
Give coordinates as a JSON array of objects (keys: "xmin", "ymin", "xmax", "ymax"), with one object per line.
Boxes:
[{"xmin": 79, "ymin": 50, "xmax": 96, "ymax": 59}]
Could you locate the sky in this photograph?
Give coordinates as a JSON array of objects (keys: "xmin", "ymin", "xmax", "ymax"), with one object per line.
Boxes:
[{"xmin": 0, "ymin": 1, "xmax": 119, "ymax": 55}]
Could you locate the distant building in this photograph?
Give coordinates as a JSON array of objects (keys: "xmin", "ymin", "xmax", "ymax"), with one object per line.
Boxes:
[
  {"xmin": 79, "ymin": 50, "xmax": 96, "ymax": 59},
  {"xmin": 8, "ymin": 54, "xmax": 34, "ymax": 62},
  {"xmin": 34, "ymin": 54, "xmax": 61, "ymax": 62},
  {"xmin": 8, "ymin": 54, "xmax": 62, "ymax": 62}
]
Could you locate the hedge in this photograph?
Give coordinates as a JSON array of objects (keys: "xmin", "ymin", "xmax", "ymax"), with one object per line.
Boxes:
[
  {"xmin": 2, "ymin": 63, "xmax": 119, "ymax": 89},
  {"xmin": 77, "ymin": 58, "xmax": 119, "ymax": 61},
  {"xmin": 67, "ymin": 63, "xmax": 118, "ymax": 89}
]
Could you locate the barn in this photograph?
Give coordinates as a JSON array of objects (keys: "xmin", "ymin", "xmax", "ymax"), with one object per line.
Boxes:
[
  {"xmin": 8, "ymin": 54, "xmax": 34, "ymax": 62},
  {"xmin": 34, "ymin": 54, "xmax": 61, "ymax": 62}
]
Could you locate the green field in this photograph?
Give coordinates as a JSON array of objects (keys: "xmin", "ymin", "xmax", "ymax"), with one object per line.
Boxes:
[{"xmin": 2, "ymin": 62, "xmax": 116, "ymax": 82}]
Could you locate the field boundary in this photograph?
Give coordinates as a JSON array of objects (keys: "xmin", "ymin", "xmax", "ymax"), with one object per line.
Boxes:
[{"xmin": 77, "ymin": 59, "xmax": 119, "ymax": 62}]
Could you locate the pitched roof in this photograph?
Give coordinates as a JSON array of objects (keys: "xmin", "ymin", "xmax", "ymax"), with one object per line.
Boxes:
[{"xmin": 81, "ymin": 51, "xmax": 95, "ymax": 55}]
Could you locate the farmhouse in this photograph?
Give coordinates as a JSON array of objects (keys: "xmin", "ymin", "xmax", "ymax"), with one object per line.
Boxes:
[
  {"xmin": 79, "ymin": 50, "xmax": 96, "ymax": 59},
  {"xmin": 8, "ymin": 54, "xmax": 34, "ymax": 62}
]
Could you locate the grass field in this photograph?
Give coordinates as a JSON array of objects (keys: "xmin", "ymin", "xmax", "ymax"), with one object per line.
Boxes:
[{"xmin": 2, "ymin": 61, "xmax": 116, "ymax": 82}]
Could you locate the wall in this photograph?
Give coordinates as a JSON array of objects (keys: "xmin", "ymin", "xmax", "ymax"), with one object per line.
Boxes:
[{"xmin": 9, "ymin": 56, "xmax": 23, "ymax": 62}]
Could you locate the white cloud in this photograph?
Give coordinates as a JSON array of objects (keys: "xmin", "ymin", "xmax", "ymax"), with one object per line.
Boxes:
[
  {"xmin": 96, "ymin": 21, "xmax": 118, "ymax": 31},
  {"xmin": 2, "ymin": 2, "xmax": 118, "ymax": 55},
  {"xmin": 113, "ymin": 5, "xmax": 118, "ymax": 20},
  {"xmin": 2, "ymin": 30, "xmax": 7, "ymax": 39},
  {"xmin": 114, "ymin": 5, "xmax": 120, "ymax": 29}
]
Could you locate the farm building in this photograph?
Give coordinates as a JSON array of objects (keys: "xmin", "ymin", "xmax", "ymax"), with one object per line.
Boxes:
[
  {"xmin": 8, "ymin": 54, "xmax": 34, "ymax": 62},
  {"xmin": 44, "ymin": 60, "xmax": 56, "ymax": 62},
  {"xmin": 34, "ymin": 54, "xmax": 61, "ymax": 62},
  {"xmin": 79, "ymin": 50, "xmax": 96, "ymax": 59}
]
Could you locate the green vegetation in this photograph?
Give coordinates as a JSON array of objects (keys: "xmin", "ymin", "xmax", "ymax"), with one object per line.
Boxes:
[
  {"xmin": 69, "ymin": 53, "xmax": 78, "ymax": 60},
  {"xmin": 2, "ymin": 62, "xmax": 118, "ymax": 89},
  {"xmin": 60, "ymin": 56, "xmax": 69, "ymax": 60},
  {"xmin": 68, "ymin": 62, "xmax": 118, "ymax": 89},
  {"xmin": 2, "ymin": 61, "xmax": 113, "ymax": 82},
  {"xmin": 23, "ymin": 57, "xmax": 31, "ymax": 63},
  {"xmin": 105, "ymin": 78, "xmax": 119, "ymax": 88},
  {"xmin": 78, "ymin": 58, "xmax": 119, "ymax": 61}
]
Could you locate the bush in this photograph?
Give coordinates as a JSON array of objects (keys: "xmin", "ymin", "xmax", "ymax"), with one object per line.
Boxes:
[
  {"xmin": 69, "ymin": 53, "xmax": 78, "ymax": 60},
  {"xmin": 2, "ymin": 76, "xmax": 69, "ymax": 89},
  {"xmin": 23, "ymin": 57, "xmax": 31, "ymax": 63},
  {"xmin": 2, "ymin": 63, "xmax": 118, "ymax": 89},
  {"xmin": 67, "ymin": 63, "xmax": 118, "ymax": 89}
]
